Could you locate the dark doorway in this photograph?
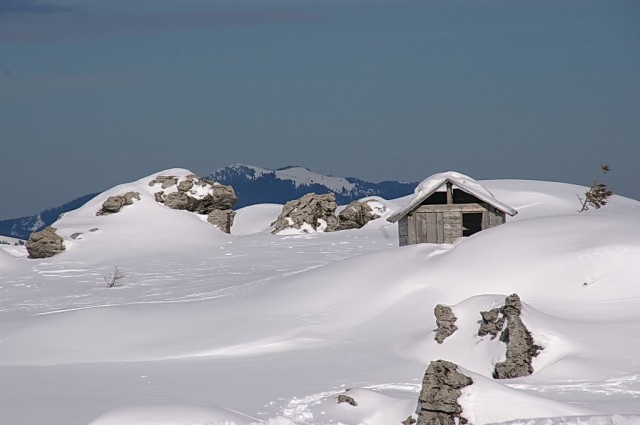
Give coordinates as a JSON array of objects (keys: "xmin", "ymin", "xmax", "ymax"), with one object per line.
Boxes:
[{"xmin": 462, "ymin": 213, "xmax": 483, "ymax": 237}]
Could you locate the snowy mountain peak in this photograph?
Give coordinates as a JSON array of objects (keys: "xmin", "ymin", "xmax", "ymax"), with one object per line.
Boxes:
[{"xmin": 207, "ymin": 164, "xmax": 418, "ymax": 208}]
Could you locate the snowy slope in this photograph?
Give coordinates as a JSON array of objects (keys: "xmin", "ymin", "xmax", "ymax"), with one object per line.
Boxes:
[{"xmin": 1, "ymin": 171, "xmax": 639, "ymax": 425}]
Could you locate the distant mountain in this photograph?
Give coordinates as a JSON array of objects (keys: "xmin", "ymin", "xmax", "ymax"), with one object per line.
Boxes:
[
  {"xmin": 207, "ymin": 164, "xmax": 418, "ymax": 208},
  {"xmin": 0, "ymin": 193, "xmax": 99, "ymax": 240}
]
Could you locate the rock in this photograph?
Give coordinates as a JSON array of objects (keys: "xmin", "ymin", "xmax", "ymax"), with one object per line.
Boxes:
[
  {"xmin": 271, "ymin": 193, "xmax": 339, "ymax": 234},
  {"xmin": 493, "ymin": 294, "xmax": 543, "ymax": 379},
  {"xmin": 177, "ymin": 179, "xmax": 194, "ymax": 192},
  {"xmin": 96, "ymin": 192, "xmax": 140, "ymax": 216},
  {"xmin": 70, "ymin": 232, "xmax": 82, "ymax": 240},
  {"xmin": 478, "ymin": 307, "xmax": 504, "ymax": 339},
  {"xmin": 188, "ymin": 184, "xmax": 237, "ymax": 214},
  {"xmin": 401, "ymin": 416, "xmax": 417, "ymax": 425},
  {"xmin": 207, "ymin": 209, "xmax": 235, "ymax": 234},
  {"xmin": 434, "ymin": 304, "xmax": 458, "ymax": 344},
  {"xmin": 417, "ymin": 360, "xmax": 472, "ymax": 425},
  {"xmin": 336, "ymin": 200, "xmax": 381, "ymax": 230},
  {"xmin": 164, "ymin": 192, "xmax": 190, "ymax": 210},
  {"xmin": 337, "ymin": 394, "xmax": 357, "ymax": 406},
  {"xmin": 153, "ymin": 174, "xmax": 237, "ymax": 215},
  {"xmin": 25, "ymin": 227, "xmax": 65, "ymax": 259},
  {"xmin": 149, "ymin": 175, "xmax": 178, "ymax": 189},
  {"xmin": 205, "ymin": 184, "xmax": 237, "ymax": 211}
]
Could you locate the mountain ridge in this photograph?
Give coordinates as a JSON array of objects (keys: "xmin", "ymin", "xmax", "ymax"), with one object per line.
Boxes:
[{"xmin": 206, "ymin": 164, "xmax": 418, "ymax": 209}]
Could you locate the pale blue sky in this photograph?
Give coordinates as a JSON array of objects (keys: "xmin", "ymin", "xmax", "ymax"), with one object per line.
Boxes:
[{"xmin": 1, "ymin": 0, "xmax": 639, "ymax": 219}]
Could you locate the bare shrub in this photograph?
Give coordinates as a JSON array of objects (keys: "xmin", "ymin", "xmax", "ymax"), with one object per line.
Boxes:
[{"xmin": 104, "ymin": 266, "xmax": 125, "ymax": 288}]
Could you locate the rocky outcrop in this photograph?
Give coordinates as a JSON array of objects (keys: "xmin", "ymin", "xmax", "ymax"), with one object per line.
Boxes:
[
  {"xmin": 337, "ymin": 394, "xmax": 358, "ymax": 406},
  {"xmin": 417, "ymin": 360, "xmax": 473, "ymax": 425},
  {"xmin": 493, "ymin": 294, "xmax": 542, "ymax": 379},
  {"xmin": 26, "ymin": 226, "xmax": 65, "ymax": 258},
  {"xmin": 336, "ymin": 199, "xmax": 385, "ymax": 230},
  {"xmin": 271, "ymin": 193, "xmax": 339, "ymax": 234},
  {"xmin": 149, "ymin": 175, "xmax": 178, "ymax": 189},
  {"xmin": 207, "ymin": 209, "xmax": 235, "ymax": 233},
  {"xmin": 151, "ymin": 174, "xmax": 237, "ymax": 233},
  {"xmin": 96, "ymin": 192, "xmax": 140, "ymax": 216},
  {"xmin": 434, "ymin": 304, "xmax": 458, "ymax": 344},
  {"xmin": 478, "ymin": 307, "xmax": 504, "ymax": 339}
]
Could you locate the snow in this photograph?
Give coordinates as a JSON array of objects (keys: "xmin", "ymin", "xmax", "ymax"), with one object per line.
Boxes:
[
  {"xmin": 1, "ymin": 169, "xmax": 640, "ymax": 425},
  {"xmin": 87, "ymin": 404, "xmax": 261, "ymax": 425},
  {"xmin": 233, "ymin": 164, "xmax": 356, "ymax": 192}
]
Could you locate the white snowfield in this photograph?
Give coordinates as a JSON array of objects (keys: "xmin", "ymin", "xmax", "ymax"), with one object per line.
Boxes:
[{"xmin": 1, "ymin": 168, "xmax": 640, "ymax": 425}]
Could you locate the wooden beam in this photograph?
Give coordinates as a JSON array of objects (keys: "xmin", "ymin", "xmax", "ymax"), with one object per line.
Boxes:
[
  {"xmin": 446, "ymin": 181, "xmax": 453, "ymax": 205},
  {"xmin": 415, "ymin": 203, "xmax": 489, "ymax": 213}
]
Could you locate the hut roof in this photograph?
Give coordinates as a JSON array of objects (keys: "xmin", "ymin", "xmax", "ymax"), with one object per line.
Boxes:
[{"xmin": 387, "ymin": 171, "xmax": 518, "ymax": 223}]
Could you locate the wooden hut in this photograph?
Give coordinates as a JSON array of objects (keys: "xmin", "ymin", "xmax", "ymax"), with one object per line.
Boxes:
[{"xmin": 387, "ymin": 172, "xmax": 517, "ymax": 246}]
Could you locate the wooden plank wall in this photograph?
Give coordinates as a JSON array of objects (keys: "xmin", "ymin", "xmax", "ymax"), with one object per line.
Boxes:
[
  {"xmin": 443, "ymin": 211, "xmax": 461, "ymax": 243},
  {"xmin": 400, "ymin": 203, "xmax": 508, "ymax": 246},
  {"xmin": 436, "ymin": 212, "xmax": 444, "ymax": 243},
  {"xmin": 398, "ymin": 216, "xmax": 409, "ymax": 246}
]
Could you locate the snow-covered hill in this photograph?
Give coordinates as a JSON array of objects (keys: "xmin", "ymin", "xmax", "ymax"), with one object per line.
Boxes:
[
  {"xmin": 1, "ymin": 169, "xmax": 639, "ymax": 425},
  {"xmin": 208, "ymin": 164, "xmax": 418, "ymax": 208},
  {"xmin": 0, "ymin": 164, "xmax": 415, "ymax": 239}
]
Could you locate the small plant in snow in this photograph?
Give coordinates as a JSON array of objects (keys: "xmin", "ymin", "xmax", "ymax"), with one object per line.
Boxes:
[
  {"xmin": 578, "ymin": 165, "xmax": 613, "ymax": 212},
  {"xmin": 104, "ymin": 266, "xmax": 125, "ymax": 288}
]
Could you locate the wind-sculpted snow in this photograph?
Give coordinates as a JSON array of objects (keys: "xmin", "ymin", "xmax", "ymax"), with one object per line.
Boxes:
[{"xmin": 1, "ymin": 173, "xmax": 640, "ymax": 424}]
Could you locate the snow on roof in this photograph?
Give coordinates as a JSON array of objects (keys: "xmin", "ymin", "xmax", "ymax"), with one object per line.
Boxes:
[{"xmin": 387, "ymin": 171, "xmax": 518, "ymax": 222}]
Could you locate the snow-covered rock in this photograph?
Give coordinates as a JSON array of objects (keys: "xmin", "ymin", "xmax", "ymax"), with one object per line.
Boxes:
[{"xmin": 271, "ymin": 192, "xmax": 339, "ymax": 234}]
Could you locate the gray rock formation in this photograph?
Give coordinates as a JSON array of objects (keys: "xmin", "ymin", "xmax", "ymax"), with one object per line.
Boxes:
[
  {"xmin": 148, "ymin": 175, "xmax": 178, "ymax": 189},
  {"xmin": 207, "ymin": 209, "xmax": 235, "ymax": 233},
  {"xmin": 26, "ymin": 226, "xmax": 65, "ymax": 258},
  {"xmin": 151, "ymin": 174, "xmax": 237, "ymax": 233},
  {"xmin": 336, "ymin": 199, "xmax": 384, "ymax": 230},
  {"xmin": 271, "ymin": 193, "xmax": 339, "ymax": 234},
  {"xmin": 417, "ymin": 360, "xmax": 473, "ymax": 425},
  {"xmin": 492, "ymin": 294, "xmax": 542, "ymax": 379},
  {"xmin": 96, "ymin": 192, "xmax": 140, "ymax": 216},
  {"xmin": 337, "ymin": 394, "xmax": 357, "ymax": 406},
  {"xmin": 153, "ymin": 174, "xmax": 237, "ymax": 214},
  {"xmin": 164, "ymin": 192, "xmax": 190, "ymax": 210},
  {"xmin": 434, "ymin": 304, "xmax": 458, "ymax": 344},
  {"xmin": 478, "ymin": 307, "xmax": 504, "ymax": 339}
]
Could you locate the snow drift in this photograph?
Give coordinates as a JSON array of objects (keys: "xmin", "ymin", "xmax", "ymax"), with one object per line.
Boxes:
[{"xmin": 1, "ymin": 169, "xmax": 639, "ymax": 425}]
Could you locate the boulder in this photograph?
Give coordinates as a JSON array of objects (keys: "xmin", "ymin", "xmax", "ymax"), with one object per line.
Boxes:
[
  {"xmin": 434, "ymin": 304, "xmax": 458, "ymax": 344},
  {"xmin": 153, "ymin": 174, "xmax": 237, "ymax": 215},
  {"xmin": 336, "ymin": 394, "xmax": 357, "ymax": 407},
  {"xmin": 336, "ymin": 199, "xmax": 383, "ymax": 230},
  {"xmin": 177, "ymin": 179, "xmax": 194, "ymax": 192},
  {"xmin": 148, "ymin": 175, "xmax": 178, "ymax": 189},
  {"xmin": 96, "ymin": 192, "xmax": 140, "ymax": 216},
  {"xmin": 207, "ymin": 209, "xmax": 235, "ymax": 234},
  {"xmin": 25, "ymin": 226, "xmax": 65, "ymax": 259},
  {"xmin": 477, "ymin": 307, "xmax": 504, "ymax": 339},
  {"xmin": 164, "ymin": 192, "xmax": 190, "ymax": 210},
  {"xmin": 271, "ymin": 193, "xmax": 339, "ymax": 234},
  {"xmin": 492, "ymin": 294, "xmax": 543, "ymax": 379},
  {"xmin": 417, "ymin": 360, "xmax": 472, "ymax": 425}
]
